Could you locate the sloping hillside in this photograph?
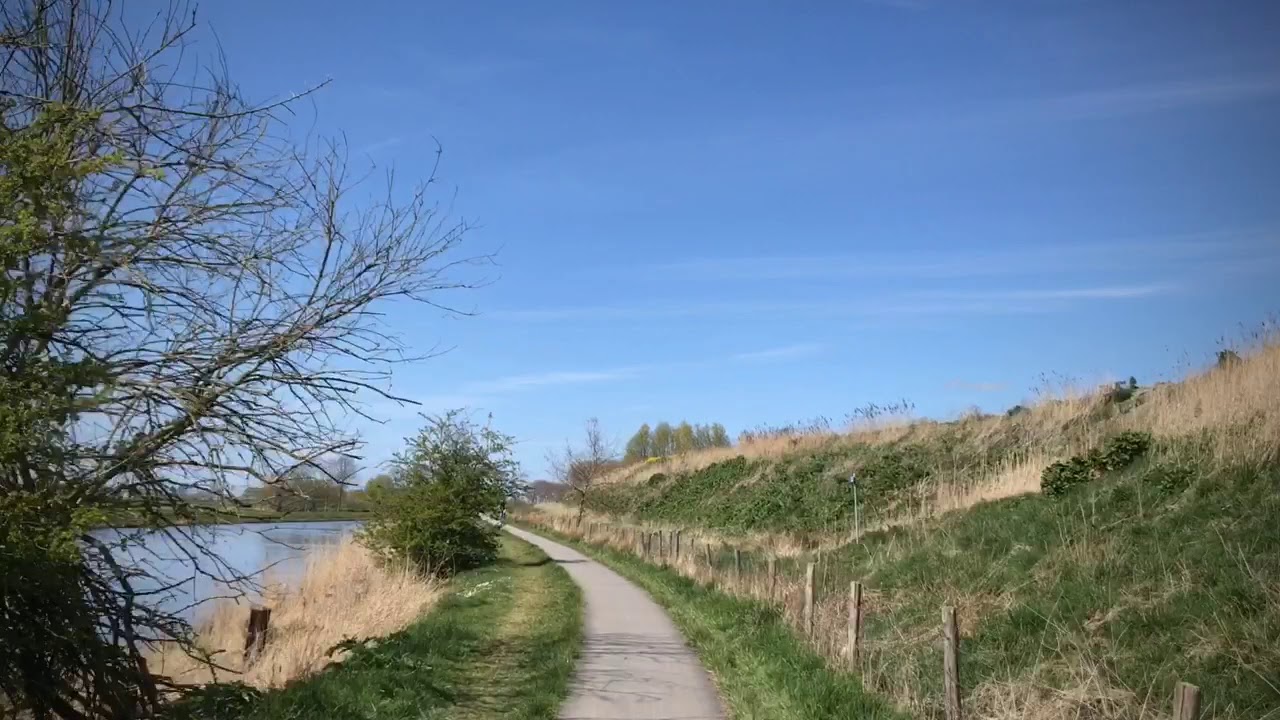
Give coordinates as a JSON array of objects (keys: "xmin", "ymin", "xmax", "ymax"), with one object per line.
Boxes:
[
  {"xmin": 589, "ymin": 337, "xmax": 1276, "ymax": 539},
  {"xmin": 533, "ymin": 335, "xmax": 1280, "ymax": 719}
]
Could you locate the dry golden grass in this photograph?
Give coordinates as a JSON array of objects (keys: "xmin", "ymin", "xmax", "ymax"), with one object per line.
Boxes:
[
  {"xmin": 519, "ymin": 335, "xmax": 1280, "ymax": 719},
  {"xmin": 599, "ymin": 432, "xmax": 844, "ymax": 486},
  {"xmin": 151, "ymin": 538, "xmax": 444, "ymax": 689},
  {"xmin": 932, "ymin": 449, "xmax": 1064, "ymax": 516},
  {"xmin": 599, "ymin": 330, "xmax": 1280, "ymax": 528}
]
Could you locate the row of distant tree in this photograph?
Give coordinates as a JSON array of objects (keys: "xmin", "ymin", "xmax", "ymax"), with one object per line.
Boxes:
[
  {"xmin": 623, "ymin": 421, "xmax": 732, "ymax": 461},
  {"xmin": 219, "ymin": 456, "xmax": 398, "ymax": 513}
]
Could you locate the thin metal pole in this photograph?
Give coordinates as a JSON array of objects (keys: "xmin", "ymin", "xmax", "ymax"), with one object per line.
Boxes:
[{"xmin": 854, "ymin": 485, "xmax": 860, "ymax": 538}]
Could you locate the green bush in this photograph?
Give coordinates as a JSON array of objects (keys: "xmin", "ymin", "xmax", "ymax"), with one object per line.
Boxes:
[
  {"xmin": 1040, "ymin": 457, "xmax": 1096, "ymax": 497},
  {"xmin": 361, "ymin": 412, "xmax": 522, "ymax": 576},
  {"xmin": 1093, "ymin": 431, "xmax": 1152, "ymax": 472},
  {"xmin": 1143, "ymin": 462, "xmax": 1196, "ymax": 496},
  {"xmin": 163, "ymin": 682, "xmax": 262, "ymax": 720},
  {"xmin": 1042, "ymin": 431, "xmax": 1154, "ymax": 498}
]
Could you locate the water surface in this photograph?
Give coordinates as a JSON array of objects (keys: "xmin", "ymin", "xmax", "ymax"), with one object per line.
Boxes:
[{"xmin": 90, "ymin": 521, "xmax": 361, "ymax": 621}]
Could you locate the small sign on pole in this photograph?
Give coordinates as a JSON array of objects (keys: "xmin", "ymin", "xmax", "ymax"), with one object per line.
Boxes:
[{"xmin": 848, "ymin": 472, "xmax": 861, "ymax": 538}]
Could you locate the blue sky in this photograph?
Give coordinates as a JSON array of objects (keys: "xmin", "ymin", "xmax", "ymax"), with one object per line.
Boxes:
[{"xmin": 192, "ymin": 1, "xmax": 1279, "ymax": 478}]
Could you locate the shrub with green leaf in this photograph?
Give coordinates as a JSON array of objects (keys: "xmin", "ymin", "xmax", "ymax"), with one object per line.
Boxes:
[
  {"xmin": 1042, "ymin": 431, "xmax": 1154, "ymax": 497},
  {"xmin": 362, "ymin": 412, "xmax": 524, "ymax": 575},
  {"xmin": 1092, "ymin": 430, "xmax": 1152, "ymax": 472},
  {"xmin": 1040, "ymin": 457, "xmax": 1096, "ymax": 497},
  {"xmin": 1143, "ymin": 461, "xmax": 1196, "ymax": 496}
]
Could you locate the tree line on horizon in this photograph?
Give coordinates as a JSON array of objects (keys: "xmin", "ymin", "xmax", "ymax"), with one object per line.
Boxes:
[{"xmin": 623, "ymin": 421, "xmax": 732, "ymax": 462}]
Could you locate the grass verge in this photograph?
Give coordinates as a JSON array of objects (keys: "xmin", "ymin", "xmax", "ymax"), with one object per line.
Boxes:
[
  {"xmin": 173, "ymin": 534, "xmax": 581, "ymax": 719},
  {"xmin": 513, "ymin": 522, "xmax": 907, "ymax": 720}
]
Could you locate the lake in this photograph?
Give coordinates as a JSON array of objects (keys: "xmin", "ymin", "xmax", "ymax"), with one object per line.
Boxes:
[{"xmin": 90, "ymin": 521, "xmax": 362, "ymax": 621}]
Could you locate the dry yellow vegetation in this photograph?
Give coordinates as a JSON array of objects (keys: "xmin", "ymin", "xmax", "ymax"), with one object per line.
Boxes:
[
  {"xmin": 522, "ymin": 327, "xmax": 1280, "ymax": 719},
  {"xmin": 151, "ymin": 538, "xmax": 444, "ymax": 689},
  {"xmin": 597, "ymin": 327, "xmax": 1278, "ymax": 530}
]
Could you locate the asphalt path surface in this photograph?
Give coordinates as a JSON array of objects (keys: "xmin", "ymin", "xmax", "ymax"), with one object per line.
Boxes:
[{"xmin": 504, "ymin": 525, "xmax": 726, "ymax": 720}]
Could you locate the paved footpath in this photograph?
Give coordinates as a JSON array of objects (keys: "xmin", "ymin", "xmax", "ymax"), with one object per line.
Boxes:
[{"xmin": 504, "ymin": 525, "xmax": 726, "ymax": 720}]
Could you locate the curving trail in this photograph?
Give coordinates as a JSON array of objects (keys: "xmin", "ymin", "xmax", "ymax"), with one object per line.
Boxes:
[{"xmin": 503, "ymin": 525, "xmax": 726, "ymax": 720}]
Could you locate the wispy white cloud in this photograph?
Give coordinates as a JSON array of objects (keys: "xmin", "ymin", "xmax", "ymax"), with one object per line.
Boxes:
[
  {"xmin": 918, "ymin": 284, "xmax": 1174, "ymax": 301},
  {"xmin": 489, "ymin": 284, "xmax": 1175, "ymax": 323},
  {"xmin": 857, "ymin": 0, "xmax": 931, "ymax": 8},
  {"xmin": 731, "ymin": 343, "xmax": 825, "ymax": 362},
  {"xmin": 463, "ymin": 368, "xmax": 640, "ymax": 394},
  {"xmin": 423, "ymin": 344, "xmax": 823, "ymax": 404},
  {"xmin": 656, "ymin": 229, "xmax": 1275, "ymax": 282},
  {"xmin": 356, "ymin": 136, "xmax": 403, "ymax": 156},
  {"xmin": 1030, "ymin": 76, "xmax": 1280, "ymax": 121},
  {"xmin": 850, "ymin": 75, "xmax": 1280, "ymax": 137},
  {"xmin": 945, "ymin": 380, "xmax": 1008, "ymax": 394}
]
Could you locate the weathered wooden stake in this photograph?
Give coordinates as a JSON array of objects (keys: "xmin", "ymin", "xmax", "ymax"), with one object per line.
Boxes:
[
  {"xmin": 848, "ymin": 581, "xmax": 863, "ymax": 669},
  {"xmin": 803, "ymin": 562, "xmax": 816, "ymax": 638},
  {"xmin": 244, "ymin": 606, "xmax": 271, "ymax": 663},
  {"xmin": 703, "ymin": 541, "xmax": 713, "ymax": 570},
  {"xmin": 674, "ymin": 530, "xmax": 682, "ymax": 560},
  {"xmin": 1173, "ymin": 682, "xmax": 1201, "ymax": 720},
  {"xmin": 733, "ymin": 548, "xmax": 742, "ymax": 582},
  {"xmin": 942, "ymin": 605, "xmax": 962, "ymax": 720},
  {"xmin": 766, "ymin": 557, "xmax": 777, "ymax": 600}
]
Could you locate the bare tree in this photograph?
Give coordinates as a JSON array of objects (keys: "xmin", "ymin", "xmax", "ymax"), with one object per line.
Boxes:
[
  {"xmin": 0, "ymin": 1, "xmax": 486, "ymax": 716},
  {"xmin": 323, "ymin": 454, "xmax": 362, "ymax": 511},
  {"xmin": 547, "ymin": 418, "xmax": 617, "ymax": 527}
]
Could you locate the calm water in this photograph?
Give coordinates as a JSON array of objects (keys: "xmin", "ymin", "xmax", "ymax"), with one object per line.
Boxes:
[{"xmin": 90, "ymin": 521, "xmax": 361, "ymax": 621}]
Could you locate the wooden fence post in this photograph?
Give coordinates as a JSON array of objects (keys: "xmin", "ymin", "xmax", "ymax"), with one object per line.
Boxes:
[
  {"xmin": 674, "ymin": 530, "xmax": 682, "ymax": 560},
  {"xmin": 733, "ymin": 548, "xmax": 742, "ymax": 583},
  {"xmin": 804, "ymin": 562, "xmax": 816, "ymax": 638},
  {"xmin": 767, "ymin": 557, "xmax": 777, "ymax": 600},
  {"xmin": 848, "ymin": 581, "xmax": 864, "ymax": 668},
  {"xmin": 942, "ymin": 605, "xmax": 961, "ymax": 720},
  {"xmin": 244, "ymin": 606, "xmax": 271, "ymax": 663},
  {"xmin": 1173, "ymin": 682, "xmax": 1201, "ymax": 720}
]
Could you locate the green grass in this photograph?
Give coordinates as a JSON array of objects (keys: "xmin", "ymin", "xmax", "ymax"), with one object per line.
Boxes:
[
  {"xmin": 515, "ymin": 522, "xmax": 908, "ymax": 720},
  {"xmin": 587, "ymin": 398, "xmax": 1159, "ymax": 535},
  {"xmin": 557, "ymin": 450, "xmax": 1280, "ymax": 719},
  {"xmin": 823, "ymin": 457, "xmax": 1280, "ymax": 719},
  {"xmin": 173, "ymin": 535, "xmax": 582, "ymax": 720},
  {"xmin": 587, "ymin": 428, "xmax": 1035, "ymax": 535}
]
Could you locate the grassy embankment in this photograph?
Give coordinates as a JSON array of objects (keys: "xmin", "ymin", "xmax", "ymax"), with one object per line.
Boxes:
[
  {"xmin": 171, "ymin": 535, "xmax": 582, "ymax": 719},
  {"xmin": 522, "ymin": 334, "xmax": 1280, "ymax": 719},
  {"xmin": 514, "ymin": 520, "xmax": 907, "ymax": 720}
]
